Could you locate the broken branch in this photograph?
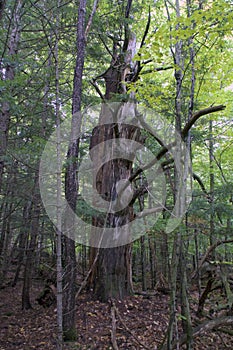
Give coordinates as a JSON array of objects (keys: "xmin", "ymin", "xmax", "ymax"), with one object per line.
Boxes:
[
  {"xmin": 175, "ymin": 316, "xmax": 233, "ymax": 349},
  {"xmin": 192, "ymin": 239, "xmax": 233, "ymax": 279}
]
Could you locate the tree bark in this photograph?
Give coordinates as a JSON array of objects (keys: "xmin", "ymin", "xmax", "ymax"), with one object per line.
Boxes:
[
  {"xmin": 209, "ymin": 118, "xmax": 215, "ymax": 251},
  {"xmin": 165, "ymin": 0, "xmax": 184, "ymax": 347},
  {"xmin": 88, "ymin": 0, "xmax": 141, "ymax": 301},
  {"xmin": 0, "ymin": 0, "xmax": 22, "ymax": 192},
  {"xmin": 22, "ymin": 174, "xmax": 40, "ymax": 310},
  {"xmin": 0, "ymin": 0, "xmax": 5, "ymax": 20},
  {"xmin": 62, "ymin": 0, "xmax": 87, "ymax": 340},
  {"xmin": 0, "ymin": 163, "xmax": 17, "ymax": 287},
  {"xmin": 11, "ymin": 201, "xmax": 32, "ymax": 287},
  {"xmin": 88, "ymin": 115, "xmax": 142, "ymax": 300},
  {"xmin": 54, "ymin": 2, "xmax": 63, "ymax": 347}
]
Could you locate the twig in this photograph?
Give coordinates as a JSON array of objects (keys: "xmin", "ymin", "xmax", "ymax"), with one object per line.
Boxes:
[
  {"xmin": 90, "ymin": 79, "xmax": 105, "ymax": 100},
  {"xmin": 110, "ymin": 304, "xmax": 119, "ymax": 350},
  {"xmin": 140, "ymin": 65, "xmax": 173, "ymax": 75}
]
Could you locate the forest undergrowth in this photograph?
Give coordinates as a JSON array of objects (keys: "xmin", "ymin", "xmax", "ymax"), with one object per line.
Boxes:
[{"xmin": 0, "ymin": 272, "xmax": 233, "ymax": 350}]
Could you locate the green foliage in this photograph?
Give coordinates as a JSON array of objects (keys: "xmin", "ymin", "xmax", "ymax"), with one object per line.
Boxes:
[{"xmin": 0, "ymin": 0, "xmax": 233, "ymax": 301}]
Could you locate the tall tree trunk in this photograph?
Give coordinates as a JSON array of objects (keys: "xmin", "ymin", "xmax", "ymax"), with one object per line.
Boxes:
[
  {"xmin": 53, "ymin": 1, "xmax": 63, "ymax": 347},
  {"xmin": 179, "ymin": 241, "xmax": 193, "ymax": 349},
  {"xmin": 209, "ymin": 118, "xmax": 215, "ymax": 250},
  {"xmin": 0, "ymin": 0, "xmax": 22, "ymax": 192},
  {"xmin": 62, "ymin": 0, "xmax": 87, "ymax": 340},
  {"xmin": 11, "ymin": 201, "xmax": 32, "ymax": 287},
  {"xmin": 22, "ymin": 173, "xmax": 40, "ymax": 310},
  {"xmin": 0, "ymin": 162, "xmax": 17, "ymax": 287},
  {"xmin": 165, "ymin": 0, "xmax": 193, "ymax": 347},
  {"xmin": 179, "ymin": 2, "xmax": 195, "ymax": 346},
  {"xmin": 140, "ymin": 236, "xmax": 147, "ymax": 291},
  {"xmin": 149, "ymin": 235, "xmax": 156, "ymax": 289},
  {"xmin": 0, "ymin": 2, "xmax": 22, "ymax": 284},
  {"xmin": 165, "ymin": 0, "xmax": 183, "ymax": 346}
]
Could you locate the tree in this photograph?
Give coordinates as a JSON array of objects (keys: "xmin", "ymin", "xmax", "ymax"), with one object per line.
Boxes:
[
  {"xmin": 131, "ymin": 0, "xmax": 232, "ymax": 347},
  {"xmin": 61, "ymin": 0, "xmax": 87, "ymax": 341},
  {"xmin": 0, "ymin": 0, "xmax": 6, "ymax": 19},
  {"xmin": 0, "ymin": 0, "xmax": 22, "ymax": 192},
  {"xmin": 87, "ymin": 0, "xmax": 147, "ymax": 301},
  {"xmin": 0, "ymin": 0, "xmax": 23, "ymax": 287},
  {"xmin": 0, "ymin": 0, "xmax": 233, "ymax": 348}
]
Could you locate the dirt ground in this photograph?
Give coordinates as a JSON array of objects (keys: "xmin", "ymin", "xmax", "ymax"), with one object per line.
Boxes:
[{"xmin": 0, "ymin": 279, "xmax": 233, "ymax": 349}]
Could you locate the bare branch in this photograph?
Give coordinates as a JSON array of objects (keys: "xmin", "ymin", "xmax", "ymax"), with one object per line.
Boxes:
[
  {"xmin": 90, "ymin": 79, "xmax": 105, "ymax": 100},
  {"xmin": 136, "ymin": 206, "xmax": 162, "ymax": 219},
  {"xmin": 85, "ymin": 0, "xmax": 100, "ymax": 41},
  {"xmin": 137, "ymin": 112, "xmax": 166, "ymax": 148},
  {"xmin": 131, "ymin": 8, "xmax": 151, "ymax": 82},
  {"xmin": 123, "ymin": 0, "xmax": 133, "ymax": 52},
  {"xmin": 140, "ymin": 6, "xmax": 151, "ymax": 49},
  {"xmin": 182, "ymin": 105, "xmax": 226, "ymax": 138},
  {"xmin": 192, "ymin": 239, "xmax": 233, "ymax": 279},
  {"xmin": 131, "ymin": 105, "xmax": 226, "ymax": 192},
  {"xmin": 125, "ymin": 0, "xmax": 132, "ymax": 19},
  {"xmin": 193, "ymin": 172, "xmax": 209, "ymax": 198},
  {"xmin": 140, "ymin": 65, "xmax": 173, "ymax": 75},
  {"xmin": 175, "ymin": 317, "xmax": 233, "ymax": 350},
  {"xmin": 98, "ymin": 33, "xmax": 115, "ymax": 59}
]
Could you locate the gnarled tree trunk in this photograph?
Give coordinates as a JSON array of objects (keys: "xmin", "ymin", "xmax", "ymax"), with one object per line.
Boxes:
[{"xmin": 88, "ymin": 1, "xmax": 142, "ymax": 301}]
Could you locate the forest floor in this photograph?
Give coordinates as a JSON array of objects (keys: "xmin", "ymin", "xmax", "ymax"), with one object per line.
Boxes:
[{"xmin": 0, "ymin": 278, "xmax": 233, "ymax": 350}]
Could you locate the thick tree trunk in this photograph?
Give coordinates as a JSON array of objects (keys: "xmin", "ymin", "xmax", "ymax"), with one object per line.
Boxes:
[
  {"xmin": 91, "ymin": 245, "xmax": 132, "ymax": 301},
  {"xmin": 88, "ymin": 117, "xmax": 141, "ymax": 301},
  {"xmin": 88, "ymin": 2, "xmax": 140, "ymax": 301}
]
